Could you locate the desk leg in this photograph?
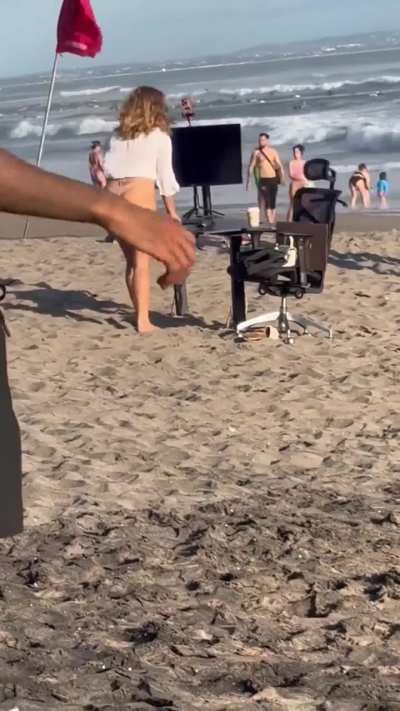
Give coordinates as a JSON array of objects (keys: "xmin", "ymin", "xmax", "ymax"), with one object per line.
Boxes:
[
  {"xmin": 174, "ymin": 283, "xmax": 189, "ymax": 317},
  {"xmin": 230, "ymin": 235, "xmax": 246, "ymax": 326}
]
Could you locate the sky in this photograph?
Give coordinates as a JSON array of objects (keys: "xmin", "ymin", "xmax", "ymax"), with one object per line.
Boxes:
[{"xmin": 0, "ymin": 0, "xmax": 399, "ymax": 77}]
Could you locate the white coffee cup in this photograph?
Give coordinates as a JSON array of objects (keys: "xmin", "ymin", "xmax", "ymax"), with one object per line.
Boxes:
[{"xmin": 247, "ymin": 206, "xmax": 260, "ymax": 228}]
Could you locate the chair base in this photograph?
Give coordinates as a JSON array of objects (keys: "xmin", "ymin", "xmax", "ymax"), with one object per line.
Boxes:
[{"xmin": 236, "ymin": 296, "xmax": 333, "ymax": 344}]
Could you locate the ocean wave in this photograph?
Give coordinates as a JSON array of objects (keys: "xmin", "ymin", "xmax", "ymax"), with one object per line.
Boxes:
[
  {"xmin": 10, "ymin": 117, "xmax": 118, "ymax": 139},
  {"xmin": 204, "ymin": 75, "xmax": 400, "ymax": 99},
  {"xmin": 333, "ymin": 160, "xmax": 400, "ymax": 174},
  {"xmin": 179, "ymin": 112, "xmax": 400, "ymax": 153},
  {"xmin": 10, "ymin": 120, "xmax": 59, "ymax": 139},
  {"xmin": 60, "ymin": 86, "xmax": 120, "ymax": 97},
  {"xmin": 9, "ymin": 111, "xmax": 400, "ymax": 155},
  {"xmin": 77, "ymin": 117, "xmax": 118, "ymax": 134},
  {"xmin": 51, "ymin": 75, "xmax": 400, "ymax": 112}
]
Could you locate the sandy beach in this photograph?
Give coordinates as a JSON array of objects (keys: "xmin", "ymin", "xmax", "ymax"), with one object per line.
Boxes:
[{"xmin": 0, "ymin": 216, "xmax": 400, "ymax": 709}]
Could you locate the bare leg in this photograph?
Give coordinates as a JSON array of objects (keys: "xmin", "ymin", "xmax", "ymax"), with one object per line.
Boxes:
[
  {"xmin": 118, "ymin": 241, "xmax": 137, "ymax": 312},
  {"xmin": 267, "ymin": 208, "xmax": 277, "ymax": 225},
  {"xmin": 117, "ymin": 241, "xmax": 157, "ymax": 334},
  {"xmin": 287, "ymin": 183, "xmax": 294, "ymax": 221},
  {"xmin": 133, "ymin": 249, "xmax": 158, "ymax": 334},
  {"xmin": 350, "ymin": 186, "xmax": 357, "ymax": 209},
  {"xmin": 360, "ymin": 187, "xmax": 370, "ymax": 208},
  {"xmin": 125, "ymin": 249, "xmax": 137, "ymax": 312},
  {"xmin": 113, "ymin": 183, "xmax": 158, "ymax": 334},
  {"xmin": 258, "ymin": 188, "xmax": 267, "ymax": 223}
]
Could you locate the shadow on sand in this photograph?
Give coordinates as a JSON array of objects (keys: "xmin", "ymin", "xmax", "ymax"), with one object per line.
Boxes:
[
  {"xmin": 329, "ymin": 250, "xmax": 400, "ymax": 276},
  {"xmin": 4, "ymin": 281, "xmax": 225, "ymax": 332}
]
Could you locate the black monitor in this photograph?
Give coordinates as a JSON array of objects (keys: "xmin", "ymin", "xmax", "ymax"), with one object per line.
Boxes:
[{"xmin": 172, "ymin": 124, "xmax": 242, "ymax": 188}]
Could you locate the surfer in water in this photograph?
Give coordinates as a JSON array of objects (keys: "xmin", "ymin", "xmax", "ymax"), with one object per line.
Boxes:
[{"xmin": 247, "ymin": 133, "xmax": 285, "ymax": 225}]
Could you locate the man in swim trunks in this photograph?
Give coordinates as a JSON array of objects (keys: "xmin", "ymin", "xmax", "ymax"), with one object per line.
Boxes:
[
  {"xmin": 246, "ymin": 133, "xmax": 285, "ymax": 225},
  {"xmin": 0, "ymin": 148, "xmax": 195, "ymax": 538}
]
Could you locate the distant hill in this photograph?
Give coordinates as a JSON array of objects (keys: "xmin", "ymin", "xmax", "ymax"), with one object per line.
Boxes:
[{"xmin": 189, "ymin": 30, "xmax": 400, "ymax": 66}]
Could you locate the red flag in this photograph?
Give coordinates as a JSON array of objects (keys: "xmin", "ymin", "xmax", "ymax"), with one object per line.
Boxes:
[{"xmin": 57, "ymin": 0, "xmax": 103, "ymax": 57}]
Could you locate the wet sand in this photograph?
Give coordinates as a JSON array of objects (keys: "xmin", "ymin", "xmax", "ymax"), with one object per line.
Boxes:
[
  {"xmin": 0, "ymin": 221, "xmax": 400, "ymax": 709},
  {"xmin": 0, "ymin": 208, "xmax": 399, "ymax": 241}
]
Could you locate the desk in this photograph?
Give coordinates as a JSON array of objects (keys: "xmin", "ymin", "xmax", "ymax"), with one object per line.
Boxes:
[{"xmin": 173, "ymin": 221, "xmax": 275, "ymax": 320}]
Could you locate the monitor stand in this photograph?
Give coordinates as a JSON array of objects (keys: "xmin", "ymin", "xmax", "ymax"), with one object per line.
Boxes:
[{"xmin": 183, "ymin": 185, "xmax": 224, "ymax": 226}]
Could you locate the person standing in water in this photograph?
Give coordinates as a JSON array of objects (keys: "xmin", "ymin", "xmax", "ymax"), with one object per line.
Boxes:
[
  {"xmin": 287, "ymin": 144, "xmax": 307, "ymax": 220},
  {"xmin": 247, "ymin": 133, "xmax": 285, "ymax": 225},
  {"xmin": 105, "ymin": 86, "xmax": 180, "ymax": 334},
  {"xmin": 376, "ymin": 171, "xmax": 389, "ymax": 209},
  {"xmin": 89, "ymin": 140, "xmax": 107, "ymax": 188},
  {"xmin": 349, "ymin": 163, "xmax": 371, "ymax": 209}
]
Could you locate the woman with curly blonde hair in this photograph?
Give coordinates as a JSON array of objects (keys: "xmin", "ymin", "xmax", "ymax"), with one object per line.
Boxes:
[{"xmin": 105, "ymin": 86, "xmax": 180, "ymax": 334}]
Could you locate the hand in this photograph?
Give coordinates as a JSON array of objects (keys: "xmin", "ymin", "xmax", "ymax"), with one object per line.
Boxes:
[{"xmin": 103, "ymin": 198, "xmax": 195, "ymax": 288}]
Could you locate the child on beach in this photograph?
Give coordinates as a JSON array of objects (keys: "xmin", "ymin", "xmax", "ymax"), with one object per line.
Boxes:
[{"xmin": 376, "ymin": 171, "xmax": 389, "ymax": 209}]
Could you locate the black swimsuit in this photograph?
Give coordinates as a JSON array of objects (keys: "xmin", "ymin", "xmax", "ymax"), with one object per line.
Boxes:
[{"xmin": 349, "ymin": 172, "xmax": 368, "ymax": 190}]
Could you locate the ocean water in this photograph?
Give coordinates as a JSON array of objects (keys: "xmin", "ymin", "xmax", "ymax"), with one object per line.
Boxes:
[{"xmin": 2, "ymin": 31, "xmax": 400, "ymax": 211}]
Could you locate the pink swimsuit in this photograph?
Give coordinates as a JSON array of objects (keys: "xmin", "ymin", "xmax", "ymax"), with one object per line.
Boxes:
[{"xmin": 290, "ymin": 160, "xmax": 305, "ymax": 181}]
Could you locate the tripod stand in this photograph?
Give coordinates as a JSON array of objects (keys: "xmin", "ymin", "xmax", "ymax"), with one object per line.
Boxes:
[
  {"xmin": 179, "ymin": 99, "xmax": 224, "ymax": 225},
  {"xmin": 182, "ymin": 185, "xmax": 202, "ymax": 222},
  {"xmin": 183, "ymin": 185, "xmax": 224, "ymax": 224}
]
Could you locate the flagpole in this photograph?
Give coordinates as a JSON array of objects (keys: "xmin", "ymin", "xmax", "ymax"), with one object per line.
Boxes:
[{"xmin": 22, "ymin": 53, "xmax": 60, "ymax": 240}]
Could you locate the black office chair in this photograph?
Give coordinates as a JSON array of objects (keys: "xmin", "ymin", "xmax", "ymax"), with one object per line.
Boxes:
[
  {"xmin": 231, "ymin": 159, "xmax": 344, "ymax": 342},
  {"xmin": 234, "ymin": 223, "xmax": 331, "ymax": 342},
  {"xmin": 293, "ymin": 158, "xmax": 345, "ymax": 243}
]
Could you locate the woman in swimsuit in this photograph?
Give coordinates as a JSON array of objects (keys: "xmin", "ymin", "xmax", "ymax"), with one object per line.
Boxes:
[
  {"xmin": 287, "ymin": 144, "xmax": 307, "ymax": 220},
  {"xmin": 349, "ymin": 163, "xmax": 371, "ymax": 208},
  {"xmin": 105, "ymin": 87, "xmax": 180, "ymax": 334},
  {"xmin": 88, "ymin": 141, "xmax": 107, "ymax": 188}
]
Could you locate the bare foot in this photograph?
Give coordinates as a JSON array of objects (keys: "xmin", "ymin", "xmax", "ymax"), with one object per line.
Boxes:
[{"xmin": 137, "ymin": 320, "xmax": 160, "ymax": 335}]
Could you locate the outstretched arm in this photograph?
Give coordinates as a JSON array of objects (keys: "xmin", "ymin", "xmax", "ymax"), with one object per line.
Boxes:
[
  {"xmin": 246, "ymin": 151, "xmax": 257, "ymax": 190},
  {"xmin": 275, "ymin": 151, "xmax": 286, "ymax": 183},
  {"xmin": 0, "ymin": 149, "xmax": 195, "ymax": 288}
]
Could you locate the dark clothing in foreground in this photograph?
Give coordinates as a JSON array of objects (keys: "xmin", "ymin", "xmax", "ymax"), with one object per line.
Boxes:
[
  {"xmin": 259, "ymin": 176, "xmax": 279, "ymax": 210},
  {"xmin": 0, "ymin": 316, "xmax": 23, "ymax": 537}
]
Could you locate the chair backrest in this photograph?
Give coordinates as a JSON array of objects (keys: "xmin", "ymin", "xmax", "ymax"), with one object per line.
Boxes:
[
  {"xmin": 294, "ymin": 158, "xmax": 343, "ymax": 242},
  {"xmin": 293, "ymin": 187, "xmax": 342, "ymax": 241},
  {"xmin": 304, "ymin": 158, "xmax": 336, "ymax": 188}
]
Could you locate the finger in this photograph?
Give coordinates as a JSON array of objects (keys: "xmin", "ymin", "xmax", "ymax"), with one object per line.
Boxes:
[
  {"xmin": 158, "ymin": 267, "xmax": 190, "ymax": 289},
  {"xmin": 166, "ymin": 234, "xmax": 195, "ymax": 272}
]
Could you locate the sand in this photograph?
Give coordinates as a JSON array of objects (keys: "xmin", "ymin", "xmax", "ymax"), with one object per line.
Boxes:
[{"xmin": 0, "ymin": 219, "xmax": 400, "ymax": 709}]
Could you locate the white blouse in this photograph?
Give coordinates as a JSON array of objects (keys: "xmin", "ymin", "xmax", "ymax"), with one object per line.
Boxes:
[{"xmin": 104, "ymin": 127, "xmax": 179, "ymax": 197}]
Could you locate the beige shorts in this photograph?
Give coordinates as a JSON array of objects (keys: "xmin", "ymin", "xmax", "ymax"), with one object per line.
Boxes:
[{"xmin": 107, "ymin": 178, "xmax": 157, "ymax": 212}]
